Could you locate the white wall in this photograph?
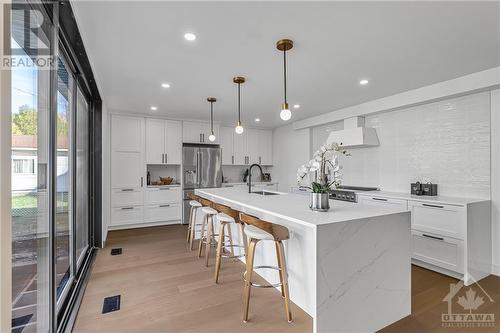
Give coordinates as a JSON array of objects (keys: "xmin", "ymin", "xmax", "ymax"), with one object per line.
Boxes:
[
  {"xmin": 491, "ymin": 89, "xmax": 500, "ymax": 275},
  {"xmin": 102, "ymin": 104, "xmax": 110, "ymax": 246},
  {"xmin": 272, "ymin": 124, "xmax": 311, "ymax": 192},
  {"xmin": 313, "ymin": 92, "xmax": 491, "ymax": 199}
]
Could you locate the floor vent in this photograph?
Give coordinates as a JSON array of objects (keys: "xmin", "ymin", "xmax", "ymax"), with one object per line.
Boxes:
[
  {"xmin": 102, "ymin": 295, "xmax": 121, "ymax": 314},
  {"xmin": 110, "ymin": 248, "xmax": 122, "ymax": 256}
]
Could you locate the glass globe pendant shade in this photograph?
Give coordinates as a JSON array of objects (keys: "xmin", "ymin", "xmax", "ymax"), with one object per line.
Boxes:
[
  {"xmin": 280, "ymin": 103, "xmax": 292, "ymax": 121},
  {"xmin": 235, "ymin": 121, "xmax": 244, "ymax": 134},
  {"xmin": 208, "ymin": 132, "xmax": 216, "ymax": 142}
]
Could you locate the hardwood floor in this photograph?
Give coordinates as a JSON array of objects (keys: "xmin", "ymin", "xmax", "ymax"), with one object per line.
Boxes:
[{"xmin": 73, "ymin": 225, "xmax": 500, "ymax": 333}]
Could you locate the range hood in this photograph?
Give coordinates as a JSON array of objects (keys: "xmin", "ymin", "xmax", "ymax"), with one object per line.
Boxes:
[{"xmin": 326, "ymin": 116, "xmax": 379, "ymax": 148}]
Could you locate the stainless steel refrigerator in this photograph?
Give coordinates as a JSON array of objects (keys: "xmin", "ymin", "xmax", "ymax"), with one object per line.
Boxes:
[{"xmin": 182, "ymin": 144, "xmax": 222, "ymax": 224}]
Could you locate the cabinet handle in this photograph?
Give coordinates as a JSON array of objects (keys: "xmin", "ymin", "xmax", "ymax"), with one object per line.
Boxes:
[
  {"xmin": 232, "ymin": 155, "xmax": 234, "ymax": 164},
  {"xmin": 121, "ymin": 207, "xmax": 134, "ymax": 210},
  {"xmin": 259, "ymin": 156, "xmax": 261, "ymax": 164},
  {"xmin": 372, "ymin": 197, "xmax": 388, "ymax": 202},
  {"xmin": 422, "ymin": 203, "xmax": 444, "ymax": 209},
  {"xmin": 267, "ymin": 184, "xmax": 273, "ymax": 186},
  {"xmin": 165, "ymin": 153, "xmax": 168, "ymax": 164},
  {"xmin": 200, "ymin": 133, "xmax": 202, "ymax": 142},
  {"xmin": 141, "ymin": 177, "xmax": 143, "ymax": 187},
  {"xmin": 225, "ymin": 185, "xmax": 234, "ymax": 187},
  {"xmin": 160, "ymin": 204, "xmax": 171, "ymax": 208},
  {"xmin": 161, "ymin": 153, "xmax": 164, "ymax": 164},
  {"xmin": 121, "ymin": 188, "xmax": 134, "ymax": 192},
  {"xmin": 159, "ymin": 187, "xmax": 170, "ymax": 190},
  {"xmin": 422, "ymin": 233, "xmax": 444, "ymax": 241}
]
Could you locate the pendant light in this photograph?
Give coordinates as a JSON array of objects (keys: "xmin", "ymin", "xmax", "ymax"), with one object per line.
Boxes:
[
  {"xmin": 276, "ymin": 39, "xmax": 293, "ymax": 121},
  {"xmin": 233, "ymin": 76, "xmax": 245, "ymax": 134},
  {"xmin": 207, "ymin": 97, "xmax": 217, "ymax": 142}
]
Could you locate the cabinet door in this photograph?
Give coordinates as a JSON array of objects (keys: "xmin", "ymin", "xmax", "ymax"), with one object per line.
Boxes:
[
  {"xmin": 233, "ymin": 131, "xmax": 247, "ymax": 165},
  {"xmin": 220, "ymin": 126, "xmax": 234, "ymax": 165},
  {"xmin": 246, "ymin": 129, "xmax": 260, "ymax": 165},
  {"xmin": 409, "ymin": 201, "xmax": 465, "ymax": 240},
  {"xmin": 412, "ymin": 230, "xmax": 464, "ymax": 273},
  {"xmin": 182, "ymin": 121, "xmax": 204, "ymax": 143},
  {"xmin": 165, "ymin": 120, "xmax": 182, "ymax": 164},
  {"xmin": 112, "ymin": 115, "xmax": 143, "ymax": 152},
  {"xmin": 111, "ymin": 152, "xmax": 144, "ymax": 188},
  {"xmin": 257, "ymin": 129, "xmax": 273, "ymax": 165},
  {"xmin": 145, "ymin": 118, "xmax": 165, "ymax": 164},
  {"xmin": 358, "ymin": 195, "xmax": 408, "ymax": 210}
]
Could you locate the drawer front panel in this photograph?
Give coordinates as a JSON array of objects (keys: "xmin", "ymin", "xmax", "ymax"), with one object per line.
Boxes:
[
  {"xmin": 111, "ymin": 206, "xmax": 144, "ymax": 226},
  {"xmin": 358, "ymin": 195, "xmax": 408, "ymax": 210},
  {"xmin": 112, "ymin": 189, "xmax": 143, "ymax": 207},
  {"xmin": 412, "ymin": 230, "xmax": 464, "ymax": 273},
  {"xmin": 145, "ymin": 187, "xmax": 181, "ymax": 205},
  {"xmin": 410, "ymin": 201, "xmax": 465, "ymax": 239},
  {"xmin": 145, "ymin": 203, "xmax": 182, "ymax": 223}
]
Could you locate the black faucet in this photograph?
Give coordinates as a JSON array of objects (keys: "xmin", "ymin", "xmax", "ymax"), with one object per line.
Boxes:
[{"xmin": 248, "ymin": 163, "xmax": 263, "ymax": 193}]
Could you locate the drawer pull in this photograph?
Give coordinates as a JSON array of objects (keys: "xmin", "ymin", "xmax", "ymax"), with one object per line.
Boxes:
[
  {"xmin": 422, "ymin": 203, "xmax": 444, "ymax": 209},
  {"xmin": 422, "ymin": 233, "xmax": 444, "ymax": 241},
  {"xmin": 121, "ymin": 189, "xmax": 134, "ymax": 192},
  {"xmin": 160, "ymin": 204, "xmax": 171, "ymax": 208},
  {"xmin": 121, "ymin": 207, "xmax": 134, "ymax": 210},
  {"xmin": 372, "ymin": 197, "xmax": 388, "ymax": 201},
  {"xmin": 159, "ymin": 187, "xmax": 171, "ymax": 190},
  {"xmin": 225, "ymin": 185, "xmax": 234, "ymax": 187}
]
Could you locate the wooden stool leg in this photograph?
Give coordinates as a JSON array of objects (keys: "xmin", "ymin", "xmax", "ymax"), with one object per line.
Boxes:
[
  {"xmin": 197, "ymin": 214, "xmax": 207, "ymax": 258},
  {"xmin": 239, "ymin": 224, "xmax": 248, "ymax": 257},
  {"xmin": 189, "ymin": 208, "xmax": 197, "ymax": 251},
  {"xmin": 243, "ymin": 238, "xmax": 257, "ymax": 323},
  {"xmin": 277, "ymin": 241, "xmax": 292, "ymax": 322},
  {"xmin": 205, "ymin": 215, "xmax": 214, "ymax": 267},
  {"xmin": 214, "ymin": 222, "xmax": 226, "ymax": 283},
  {"xmin": 187, "ymin": 206, "xmax": 193, "ymax": 243},
  {"xmin": 275, "ymin": 241, "xmax": 285, "ymax": 298}
]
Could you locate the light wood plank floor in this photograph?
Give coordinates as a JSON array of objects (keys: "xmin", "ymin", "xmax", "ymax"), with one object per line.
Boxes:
[{"xmin": 73, "ymin": 225, "xmax": 500, "ymax": 333}]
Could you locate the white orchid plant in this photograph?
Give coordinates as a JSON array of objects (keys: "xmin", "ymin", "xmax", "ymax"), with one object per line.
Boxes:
[{"xmin": 297, "ymin": 142, "xmax": 350, "ymax": 193}]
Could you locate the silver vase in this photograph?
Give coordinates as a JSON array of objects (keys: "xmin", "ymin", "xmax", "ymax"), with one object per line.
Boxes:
[{"xmin": 310, "ymin": 193, "xmax": 330, "ymax": 212}]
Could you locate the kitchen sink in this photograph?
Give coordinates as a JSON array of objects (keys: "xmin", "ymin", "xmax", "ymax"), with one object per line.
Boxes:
[{"xmin": 252, "ymin": 191, "xmax": 280, "ymax": 196}]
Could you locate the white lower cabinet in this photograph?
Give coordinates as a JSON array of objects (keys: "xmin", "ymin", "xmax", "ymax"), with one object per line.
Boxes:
[
  {"xmin": 409, "ymin": 201, "xmax": 465, "ymax": 240},
  {"xmin": 145, "ymin": 187, "xmax": 181, "ymax": 205},
  {"xmin": 411, "ymin": 230, "xmax": 464, "ymax": 274},
  {"xmin": 111, "ymin": 206, "xmax": 144, "ymax": 226},
  {"xmin": 144, "ymin": 203, "xmax": 182, "ymax": 223},
  {"xmin": 112, "ymin": 188, "xmax": 143, "ymax": 207},
  {"xmin": 357, "ymin": 195, "xmax": 408, "ymax": 209}
]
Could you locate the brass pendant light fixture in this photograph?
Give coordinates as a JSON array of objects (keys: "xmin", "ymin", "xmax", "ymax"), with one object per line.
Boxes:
[
  {"xmin": 276, "ymin": 39, "xmax": 293, "ymax": 121},
  {"xmin": 233, "ymin": 76, "xmax": 245, "ymax": 134},
  {"xmin": 207, "ymin": 97, "xmax": 217, "ymax": 142}
]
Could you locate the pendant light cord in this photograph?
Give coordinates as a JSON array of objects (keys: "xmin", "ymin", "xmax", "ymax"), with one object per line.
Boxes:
[
  {"xmin": 210, "ymin": 101, "xmax": 214, "ymax": 133},
  {"xmin": 283, "ymin": 49, "xmax": 287, "ymax": 104},
  {"xmin": 238, "ymin": 83, "xmax": 241, "ymax": 122}
]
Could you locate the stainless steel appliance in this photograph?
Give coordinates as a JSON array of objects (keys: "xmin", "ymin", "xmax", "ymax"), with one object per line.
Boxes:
[
  {"xmin": 182, "ymin": 144, "xmax": 222, "ymax": 224},
  {"xmin": 329, "ymin": 185, "xmax": 379, "ymax": 203}
]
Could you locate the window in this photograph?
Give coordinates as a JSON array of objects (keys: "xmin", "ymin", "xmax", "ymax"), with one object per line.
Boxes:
[{"xmin": 12, "ymin": 158, "xmax": 35, "ymax": 174}]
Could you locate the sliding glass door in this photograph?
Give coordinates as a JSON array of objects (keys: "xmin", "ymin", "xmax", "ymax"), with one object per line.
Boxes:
[{"xmin": 9, "ymin": 2, "xmax": 95, "ymax": 332}]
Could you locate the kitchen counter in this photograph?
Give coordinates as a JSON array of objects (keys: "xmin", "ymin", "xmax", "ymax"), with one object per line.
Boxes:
[
  {"xmin": 355, "ymin": 190, "xmax": 488, "ymax": 206},
  {"xmin": 195, "ymin": 187, "xmax": 411, "ymax": 333}
]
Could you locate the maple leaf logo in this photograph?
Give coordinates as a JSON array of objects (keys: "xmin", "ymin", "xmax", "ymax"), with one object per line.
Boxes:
[{"xmin": 457, "ymin": 289, "xmax": 485, "ymax": 313}]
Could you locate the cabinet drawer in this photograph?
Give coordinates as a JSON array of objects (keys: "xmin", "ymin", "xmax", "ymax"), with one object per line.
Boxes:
[
  {"xmin": 111, "ymin": 206, "xmax": 143, "ymax": 226},
  {"xmin": 411, "ymin": 230, "xmax": 464, "ymax": 273},
  {"xmin": 358, "ymin": 195, "xmax": 408, "ymax": 209},
  {"xmin": 145, "ymin": 187, "xmax": 181, "ymax": 205},
  {"xmin": 112, "ymin": 188, "xmax": 143, "ymax": 207},
  {"xmin": 145, "ymin": 203, "xmax": 182, "ymax": 223},
  {"xmin": 409, "ymin": 201, "xmax": 465, "ymax": 239}
]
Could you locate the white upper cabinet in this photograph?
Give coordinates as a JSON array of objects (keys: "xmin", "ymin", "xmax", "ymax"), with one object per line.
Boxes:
[
  {"xmin": 111, "ymin": 115, "xmax": 144, "ymax": 189},
  {"xmin": 220, "ymin": 126, "xmax": 234, "ymax": 165},
  {"xmin": 146, "ymin": 118, "xmax": 182, "ymax": 164},
  {"xmin": 183, "ymin": 121, "xmax": 219, "ymax": 144},
  {"xmin": 220, "ymin": 127, "xmax": 273, "ymax": 166},
  {"xmin": 165, "ymin": 120, "xmax": 182, "ymax": 164},
  {"xmin": 145, "ymin": 118, "xmax": 165, "ymax": 164}
]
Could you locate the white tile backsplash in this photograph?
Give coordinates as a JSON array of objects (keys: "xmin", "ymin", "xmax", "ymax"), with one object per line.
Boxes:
[
  {"xmin": 222, "ymin": 165, "xmax": 273, "ymax": 183},
  {"xmin": 314, "ymin": 92, "xmax": 491, "ymax": 199}
]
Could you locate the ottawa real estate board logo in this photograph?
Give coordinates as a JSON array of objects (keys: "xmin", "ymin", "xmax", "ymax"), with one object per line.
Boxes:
[{"xmin": 442, "ymin": 280, "xmax": 495, "ymax": 328}]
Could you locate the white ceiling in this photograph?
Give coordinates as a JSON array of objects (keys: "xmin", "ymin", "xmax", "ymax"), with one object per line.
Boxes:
[{"xmin": 72, "ymin": 1, "xmax": 500, "ymax": 129}]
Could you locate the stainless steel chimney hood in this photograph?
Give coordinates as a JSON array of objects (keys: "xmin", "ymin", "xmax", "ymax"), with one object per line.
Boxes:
[{"xmin": 326, "ymin": 116, "xmax": 379, "ymax": 148}]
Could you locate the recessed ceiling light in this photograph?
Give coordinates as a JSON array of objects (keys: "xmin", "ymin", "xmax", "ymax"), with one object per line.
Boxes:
[
  {"xmin": 161, "ymin": 83, "xmax": 170, "ymax": 88},
  {"xmin": 255, "ymin": 118, "xmax": 261, "ymax": 122},
  {"xmin": 359, "ymin": 79, "xmax": 369, "ymax": 85},
  {"xmin": 293, "ymin": 104, "xmax": 300, "ymax": 109},
  {"xmin": 184, "ymin": 32, "xmax": 196, "ymax": 41},
  {"xmin": 150, "ymin": 106, "xmax": 158, "ymax": 111}
]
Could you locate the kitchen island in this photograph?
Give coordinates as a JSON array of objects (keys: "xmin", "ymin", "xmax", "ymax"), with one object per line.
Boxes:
[{"xmin": 195, "ymin": 187, "xmax": 412, "ymax": 333}]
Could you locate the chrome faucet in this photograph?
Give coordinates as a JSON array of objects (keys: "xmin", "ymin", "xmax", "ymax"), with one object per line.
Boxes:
[{"xmin": 248, "ymin": 163, "xmax": 263, "ymax": 193}]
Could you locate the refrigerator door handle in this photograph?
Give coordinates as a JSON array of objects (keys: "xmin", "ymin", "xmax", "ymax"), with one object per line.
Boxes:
[{"xmin": 198, "ymin": 151, "xmax": 202, "ymax": 186}]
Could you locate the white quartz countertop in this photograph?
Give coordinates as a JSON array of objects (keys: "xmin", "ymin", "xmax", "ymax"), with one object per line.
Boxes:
[
  {"xmin": 355, "ymin": 190, "xmax": 488, "ymax": 206},
  {"xmin": 196, "ymin": 187, "xmax": 409, "ymax": 228}
]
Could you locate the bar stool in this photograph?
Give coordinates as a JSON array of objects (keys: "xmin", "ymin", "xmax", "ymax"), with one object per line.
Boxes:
[
  {"xmin": 212, "ymin": 203, "xmax": 247, "ymax": 284},
  {"xmin": 239, "ymin": 212, "xmax": 292, "ymax": 323},
  {"xmin": 186, "ymin": 194, "xmax": 202, "ymax": 250},
  {"xmin": 197, "ymin": 198, "xmax": 218, "ymax": 267}
]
